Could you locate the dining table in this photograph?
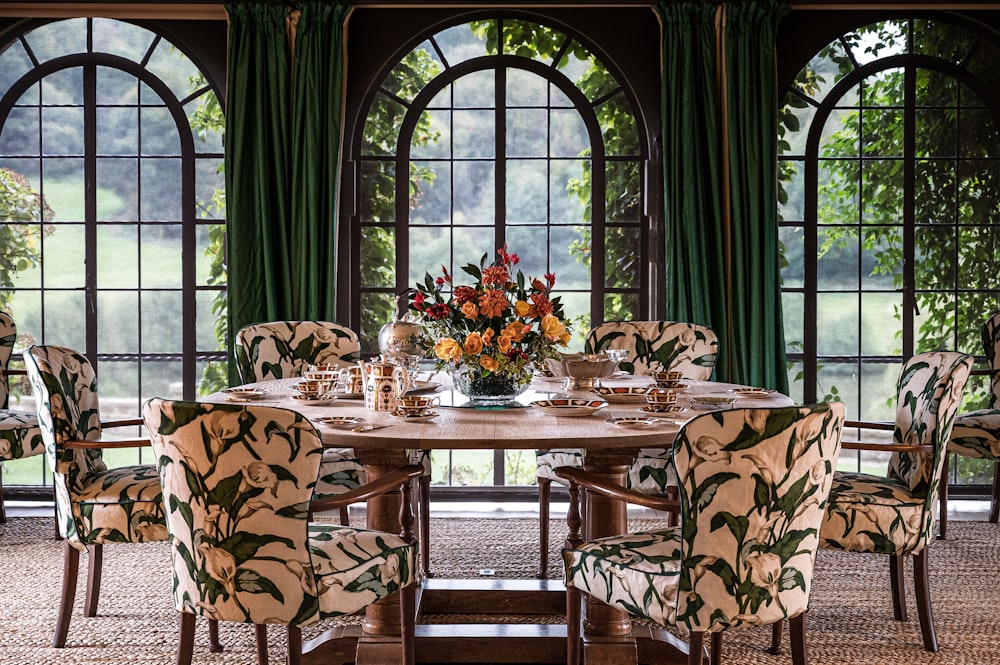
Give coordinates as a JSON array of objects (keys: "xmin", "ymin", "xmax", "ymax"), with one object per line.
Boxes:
[{"xmin": 206, "ymin": 373, "xmax": 792, "ymax": 665}]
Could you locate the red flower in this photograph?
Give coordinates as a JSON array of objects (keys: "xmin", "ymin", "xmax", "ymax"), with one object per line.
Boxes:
[
  {"xmin": 426, "ymin": 303, "xmax": 451, "ymax": 320},
  {"xmin": 413, "ymin": 291, "xmax": 426, "ymax": 310},
  {"xmin": 481, "ymin": 265, "xmax": 511, "ymax": 287},
  {"xmin": 545, "ymin": 271, "xmax": 556, "ymax": 287},
  {"xmin": 530, "ymin": 292, "xmax": 554, "ymax": 317},
  {"xmin": 453, "ymin": 286, "xmax": 478, "ymax": 304},
  {"xmin": 436, "ymin": 276, "xmax": 445, "ymax": 286}
]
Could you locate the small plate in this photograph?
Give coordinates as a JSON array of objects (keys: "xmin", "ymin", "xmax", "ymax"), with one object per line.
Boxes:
[
  {"xmin": 390, "ymin": 410, "xmax": 439, "ymax": 422},
  {"xmin": 530, "ymin": 399, "xmax": 608, "ymax": 417},
  {"xmin": 689, "ymin": 396, "xmax": 737, "ymax": 410},
  {"xmin": 407, "ymin": 380, "xmax": 442, "ymax": 395},
  {"xmin": 222, "ymin": 388, "xmax": 269, "ymax": 400},
  {"xmin": 591, "ymin": 386, "xmax": 649, "ymax": 403},
  {"xmin": 607, "ymin": 416, "xmax": 657, "ymax": 429},
  {"xmin": 291, "ymin": 394, "xmax": 337, "ymax": 406},
  {"xmin": 728, "ymin": 388, "xmax": 775, "ymax": 398},
  {"xmin": 315, "ymin": 416, "xmax": 366, "ymax": 428},
  {"xmin": 639, "ymin": 405, "xmax": 688, "ymax": 416}
]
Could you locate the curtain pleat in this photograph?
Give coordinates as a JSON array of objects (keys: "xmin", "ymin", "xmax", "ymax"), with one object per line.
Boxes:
[{"xmin": 290, "ymin": 1, "xmax": 351, "ymax": 318}]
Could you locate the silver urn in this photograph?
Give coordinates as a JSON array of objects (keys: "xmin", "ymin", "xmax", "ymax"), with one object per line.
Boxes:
[{"xmin": 378, "ymin": 290, "xmax": 426, "ymax": 364}]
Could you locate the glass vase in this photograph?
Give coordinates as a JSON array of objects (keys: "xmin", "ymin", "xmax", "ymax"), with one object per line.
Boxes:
[{"xmin": 451, "ymin": 366, "xmax": 531, "ymax": 407}]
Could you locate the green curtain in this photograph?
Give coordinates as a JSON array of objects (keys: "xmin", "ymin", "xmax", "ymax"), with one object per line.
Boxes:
[
  {"xmin": 724, "ymin": 0, "xmax": 789, "ymax": 392},
  {"xmin": 656, "ymin": 1, "xmax": 728, "ymax": 376},
  {"xmin": 290, "ymin": 1, "xmax": 352, "ymax": 317},
  {"xmin": 657, "ymin": 0, "xmax": 789, "ymax": 391},
  {"xmin": 225, "ymin": 1, "xmax": 293, "ymax": 384}
]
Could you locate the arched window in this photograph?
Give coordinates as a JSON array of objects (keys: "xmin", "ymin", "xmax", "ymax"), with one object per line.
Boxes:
[
  {"xmin": 0, "ymin": 18, "xmax": 225, "ymax": 486},
  {"xmin": 350, "ymin": 17, "xmax": 648, "ymax": 486},
  {"xmin": 779, "ymin": 18, "xmax": 1000, "ymax": 483}
]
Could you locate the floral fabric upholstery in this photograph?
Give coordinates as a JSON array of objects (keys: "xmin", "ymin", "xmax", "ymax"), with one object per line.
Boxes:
[
  {"xmin": 0, "ymin": 313, "xmax": 44, "ymax": 463},
  {"xmin": 821, "ymin": 351, "xmax": 973, "ymax": 556},
  {"xmin": 23, "ymin": 345, "xmax": 167, "ymax": 550},
  {"xmin": 142, "ymin": 398, "xmax": 417, "ymax": 626},
  {"xmin": 233, "ymin": 320, "xmax": 361, "ymax": 384},
  {"xmin": 564, "ymin": 403, "xmax": 845, "ymax": 633},
  {"xmin": 948, "ymin": 312, "xmax": 1000, "ymax": 461}
]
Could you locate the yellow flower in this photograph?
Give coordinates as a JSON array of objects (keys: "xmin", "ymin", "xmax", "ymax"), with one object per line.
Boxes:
[
  {"xmin": 463, "ymin": 332, "xmax": 484, "ymax": 355},
  {"xmin": 514, "ymin": 300, "xmax": 532, "ymax": 317},
  {"xmin": 461, "ymin": 301, "xmax": 479, "ymax": 319},
  {"xmin": 540, "ymin": 314, "xmax": 567, "ymax": 342},
  {"xmin": 480, "ymin": 355, "xmax": 499, "ymax": 371},
  {"xmin": 434, "ymin": 337, "xmax": 463, "ymax": 362}
]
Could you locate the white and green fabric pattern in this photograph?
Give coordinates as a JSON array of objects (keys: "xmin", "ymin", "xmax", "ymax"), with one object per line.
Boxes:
[
  {"xmin": 143, "ymin": 398, "xmax": 418, "ymax": 626},
  {"xmin": 947, "ymin": 312, "xmax": 1000, "ymax": 462},
  {"xmin": 0, "ymin": 313, "xmax": 44, "ymax": 467},
  {"xmin": 563, "ymin": 402, "xmax": 845, "ymax": 633}
]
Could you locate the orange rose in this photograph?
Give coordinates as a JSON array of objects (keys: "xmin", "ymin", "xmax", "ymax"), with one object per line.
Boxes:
[
  {"xmin": 482, "ymin": 327, "xmax": 495, "ymax": 346},
  {"xmin": 514, "ymin": 300, "xmax": 532, "ymax": 317},
  {"xmin": 479, "ymin": 355, "xmax": 499, "ymax": 372},
  {"xmin": 502, "ymin": 321, "xmax": 528, "ymax": 342},
  {"xmin": 540, "ymin": 314, "xmax": 567, "ymax": 342},
  {"xmin": 497, "ymin": 335, "xmax": 513, "ymax": 353},
  {"xmin": 461, "ymin": 301, "xmax": 479, "ymax": 319},
  {"xmin": 434, "ymin": 337, "xmax": 463, "ymax": 362},
  {"xmin": 463, "ymin": 332, "xmax": 484, "ymax": 355}
]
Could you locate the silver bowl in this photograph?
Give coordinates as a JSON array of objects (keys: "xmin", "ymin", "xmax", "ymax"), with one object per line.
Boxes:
[{"xmin": 546, "ymin": 353, "xmax": 619, "ymax": 390}]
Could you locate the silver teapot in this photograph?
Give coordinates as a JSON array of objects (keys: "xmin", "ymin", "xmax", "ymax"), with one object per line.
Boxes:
[{"xmin": 378, "ymin": 290, "xmax": 426, "ymax": 365}]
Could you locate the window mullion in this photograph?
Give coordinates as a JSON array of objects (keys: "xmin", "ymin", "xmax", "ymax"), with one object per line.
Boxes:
[
  {"xmin": 84, "ymin": 60, "xmax": 98, "ymax": 365},
  {"xmin": 902, "ymin": 62, "xmax": 916, "ymax": 358}
]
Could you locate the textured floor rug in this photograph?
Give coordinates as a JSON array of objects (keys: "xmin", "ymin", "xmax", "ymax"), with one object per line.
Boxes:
[{"xmin": 2, "ymin": 516, "xmax": 999, "ymax": 664}]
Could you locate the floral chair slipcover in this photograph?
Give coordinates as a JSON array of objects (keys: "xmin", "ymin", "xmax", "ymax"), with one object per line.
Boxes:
[
  {"xmin": 536, "ymin": 321, "xmax": 719, "ymax": 577},
  {"xmin": 561, "ymin": 402, "xmax": 845, "ymax": 665},
  {"xmin": 0, "ymin": 312, "xmax": 44, "ymax": 522},
  {"xmin": 819, "ymin": 351, "xmax": 972, "ymax": 652},
  {"xmin": 941, "ymin": 312, "xmax": 1000, "ymax": 535},
  {"xmin": 143, "ymin": 398, "xmax": 419, "ymax": 665},
  {"xmin": 24, "ymin": 344, "xmax": 168, "ymax": 647},
  {"xmin": 233, "ymin": 320, "xmax": 434, "ymax": 575}
]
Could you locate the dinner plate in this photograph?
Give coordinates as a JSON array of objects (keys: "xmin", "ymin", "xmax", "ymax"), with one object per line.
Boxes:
[
  {"xmin": 407, "ymin": 380, "xmax": 442, "ymax": 394},
  {"xmin": 222, "ymin": 388, "xmax": 269, "ymax": 400},
  {"xmin": 607, "ymin": 416, "xmax": 657, "ymax": 429},
  {"xmin": 390, "ymin": 409, "xmax": 439, "ymax": 422},
  {"xmin": 530, "ymin": 399, "xmax": 608, "ymax": 417},
  {"xmin": 689, "ymin": 396, "xmax": 737, "ymax": 410},
  {"xmin": 591, "ymin": 386, "xmax": 649, "ymax": 403},
  {"xmin": 639, "ymin": 405, "xmax": 687, "ymax": 416},
  {"xmin": 291, "ymin": 394, "xmax": 337, "ymax": 406},
  {"xmin": 314, "ymin": 416, "xmax": 366, "ymax": 428},
  {"xmin": 727, "ymin": 387, "xmax": 775, "ymax": 398}
]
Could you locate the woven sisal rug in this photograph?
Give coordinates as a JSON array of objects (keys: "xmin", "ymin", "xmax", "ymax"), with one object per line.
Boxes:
[{"xmin": 2, "ymin": 516, "xmax": 999, "ymax": 664}]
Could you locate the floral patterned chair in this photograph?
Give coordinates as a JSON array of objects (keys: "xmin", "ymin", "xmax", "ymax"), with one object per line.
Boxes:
[
  {"xmin": 558, "ymin": 402, "xmax": 845, "ymax": 665},
  {"xmin": 234, "ymin": 320, "xmax": 434, "ymax": 576},
  {"xmin": 939, "ymin": 312, "xmax": 1000, "ymax": 538},
  {"xmin": 0, "ymin": 312, "xmax": 44, "ymax": 523},
  {"xmin": 143, "ymin": 398, "xmax": 421, "ymax": 665},
  {"xmin": 23, "ymin": 345, "xmax": 179, "ymax": 648},
  {"xmin": 536, "ymin": 320, "xmax": 719, "ymax": 577},
  {"xmin": 818, "ymin": 351, "xmax": 972, "ymax": 652}
]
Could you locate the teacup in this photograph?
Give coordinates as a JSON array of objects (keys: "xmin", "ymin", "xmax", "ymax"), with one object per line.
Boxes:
[
  {"xmin": 644, "ymin": 388, "xmax": 678, "ymax": 411},
  {"xmin": 337, "ymin": 365, "xmax": 364, "ymax": 394},
  {"xmin": 399, "ymin": 395, "xmax": 440, "ymax": 410},
  {"xmin": 396, "ymin": 404, "xmax": 433, "ymax": 417},
  {"xmin": 304, "ymin": 365, "xmax": 339, "ymax": 381},
  {"xmin": 292, "ymin": 379, "xmax": 334, "ymax": 398},
  {"xmin": 650, "ymin": 369, "xmax": 684, "ymax": 387}
]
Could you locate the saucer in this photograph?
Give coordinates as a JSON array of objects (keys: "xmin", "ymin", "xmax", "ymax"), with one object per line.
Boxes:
[
  {"xmin": 654, "ymin": 382, "xmax": 688, "ymax": 391},
  {"xmin": 727, "ymin": 387, "xmax": 775, "ymax": 398},
  {"xmin": 291, "ymin": 394, "xmax": 337, "ymax": 406},
  {"xmin": 222, "ymin": 387, "xmax": 269, "ymax": 400},
  {"xmin": 315, "ymin": 416, "xmax": 366, "ymax": 428},
  {"xmin": 390, "ymin": 409, "xmax": 438, "ymax": 422},
  {"xmin": 530, "ymin": 399, "xmax": 608, "ymax": 417},
  {"xmin": 607, "ymin": 416, "xmax": 657, "ymax": 429},
  {"xmin": 639, "ymin": 405, "xmax": 687, "ymax": 416}
]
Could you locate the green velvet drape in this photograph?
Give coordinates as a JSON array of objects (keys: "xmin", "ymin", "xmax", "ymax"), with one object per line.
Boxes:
[
  {"xmin": 657, "ymin": 0, "xmax": 789, "ymax": 391},
  {"xmin": 224, "ymin": 0, "xmax": 351, "ymax": 384}
]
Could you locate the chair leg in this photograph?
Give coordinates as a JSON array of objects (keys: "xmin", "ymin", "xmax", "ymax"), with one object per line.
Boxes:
[
  {"xmin": 789, "ymin": 612, "xmax": 807, "ymax": 665},
  {"xmin": 420, "ymin": 474, "xmax": 432, "ymax": 578},
  {"xmin": 687, "ymin": 631, "xmax": 705, "ymax": 665},
  {"xmin": 177, "ymin": 613, "xmax": 195, "ymax": 665},
  {"xmin": 767, "ymin": 620, "xmax": 783, "ymax": 654},
  {"xmin": 255, "ymin": 623, "xmax": 269, "ymax": 665},
  {"xmin": 400, "ymin": 583, "xmax": 416, "ymax": 665},
  {"xmin": 339, "ymin": 505, "xmax": 350, "ymax": 526},
  {"xmin": 538, "ymin": 477, "xmax": 551, "ymax": 579},
  {"xmin": 0, "ymin": 464, "xmax": 7, "ymax": 524},
  {"xmin": 710, "ymin": 632, "xmax": 722, "ymax": 665},
  {"xmin": 889, "ymin": 554, "xmax": 907, "ymax": 621},
  {"xmin": 937, "ymin": 454, "xmax": 949, "ymax": 539},
  {"xmin": 53, "ymin": 541, "xmax": 80, "ymax": 648},
  {"xmin": 566, "ymin": 585, "xmax": 581, "ymax": 665},
  {"xmin": 286, "ymin": 625, "xmax": 302, "ymax": 665},
  {"xmin": 208, "ymin": 618, "xmax": 223, "ymax": 652},
  {"xmin": 84, "ymin": 543, "xmax": 103, "ymax": 617},
  {"xmin": 913, "ymin": 549, "xmax": 939, "ymax": 652},
  {"xmin": 991, "ymin": 460, "xmax": 1000, "ymax": 523}
]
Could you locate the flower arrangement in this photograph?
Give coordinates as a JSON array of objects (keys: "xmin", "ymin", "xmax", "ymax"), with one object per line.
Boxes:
[{"xmin": 411, "ymin": 246, "xmax": 571, "ymax": 394}]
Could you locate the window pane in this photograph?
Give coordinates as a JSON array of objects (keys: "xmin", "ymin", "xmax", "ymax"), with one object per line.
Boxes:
[
  {"xmin": 454, "ymin": 70, "xmax": 494, "ymax": 108},
  {"xmin": 141, "ymin": 290, "xmax": 182, "ymax": 353},
  {"xmin": 817, "ymin": 227, "xmax": 858, "ymax": 290},
  {"xmin": 816, "ymin": 293, "xmax": 858, "ymax": 356},
  {"xmin": 44, "ymin": 223, "xmax": 86, "ymax": 288},
  {"xmin": 141, "ymin": 107, "xmax": 181, "ymax": 156},
  {"xmin": 453, "ymin": 110, "xmax": 495, "ymax": 158},
  {"xmin": 782, "ymin": 291, "xmax": 804, "ymax": 355},
  {"xmin": 596, "ymin": 93, "xmax": 638, "ymax": 156},
  {"xmin": 97, "ymin": 66, "xmax": 139, "ymax": 105},
  {"xmin": 507, "ymin": 109, "xmax": 547, "ymax": 157},
  {"xmin": 2, "ymin": 107, "xmax": 40, "ymax": 155},
  {"xmin": 384, "ymin": 40, "xmax": 444, "ymax": 103},
  {"xmin": 361, "ymin": 226, "xmax": 397, "ymax": 288},
  {"xmin": 780, "ymin": 226, "xmax": 804, "ymax": 288},
  {"xmin": 42, "ymin": 107, "xmax": 84, "ymax": 156},
  {"xmin": 550, "ymin": 109, "xmax": 588, "ymax": 157},
  {"xmin": 453, "ymin": 161, "xmax": 493, "ymax": 224},
  {"xmin": 506, "ymin": 160, "xmax": 546, "ymax": 224},
  {"xmin": 141, "ymin": 224, "xmax": 182, "ymax": 288},
  {"xmin": 43, "ymin": 290, "xmax": 86, "ymax": 349},
  {"xmin": 410, "ymin": 161, "xmax": 451, "ymax": 226},
  {"xmin": 606, "ymin": 161, "xmax": 640, "ymax": 224},
  {"xmin": 411, "ymin": 110, "xmax": 450, "ymax": 159},
  {"xmin": 141, "ymin": 158, "xmax": 182, "ymax": 221},
  {"xmin": 606, "ymin": 226, "xmax": 639, "ymax": 289},
  {"xmin": 360, "ymin": 160, "xmax": 396, "ymax": 223},
  {"xmin": 506, "ymin": 68, "xmax": 547, "ymax": 106},
  {"xmin": 98, "ymin": 291, "xmax": 139, "ymax": 353},
  {"xmin": 860, "ymin": 292, "xmax": 901, "ymax": 356},
  {"xmin": 97, "ymin": 107, "xmax": 138, "ymax": 155},
  {"xmin": 97, "ymin": 225, "xmax": 138, "ymax": 288},
  {"xmin": 549, "ymin": 159, "xmax": 585, "ymax": 223},
  {"xmin": 97, "ymin": 157, "xmax": 138, "ymax": 221}
]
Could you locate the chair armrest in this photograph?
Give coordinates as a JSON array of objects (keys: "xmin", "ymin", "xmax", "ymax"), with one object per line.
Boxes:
[
  {"xmin": 840, "ymin": 440, "xmax": 934, "ymax": 453},
  {"xmin": 64, "ymin": 437, "xmax": 151, "ymax": 449},
  {"xmin": 0, "ymin": 368, "xmax": 27, "ymax": 377},
  {"xmin": 844, "ymin": 420, "xmax": 894, "ymax": 430},
  {"xmin": 554, "ymin": 467, "xmax": 679, "ymax": 513},
  {"xmin": 309, "ymin": 464, "xmax": 425, "ymax": 513},
  {"xmin": 971, "ymin": 368, "xmax": 998, "ymax": 377},
  {"xmin": 102, "ymin": 418, "xmax": 144, "ymax": 428}
]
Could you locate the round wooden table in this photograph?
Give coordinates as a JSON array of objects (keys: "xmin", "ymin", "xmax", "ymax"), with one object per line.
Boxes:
[{"xmin": 208, "ymin": 375, "xmax": 792, "ymax": 665}]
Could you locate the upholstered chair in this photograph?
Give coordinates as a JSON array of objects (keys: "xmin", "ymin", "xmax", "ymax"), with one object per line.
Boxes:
[
  {"xmin": 233, "ymin": 320, "xmax": 434, "ymax": 576},
  {"xmin": 939, "ymin": 312, "xmax": 1000, "ymax": 537},
  {"xmin": 143, "ymin": 398, "xmax": 421, "ymax": 665},
  {"xmin": 536, "ymin": 320, "xmax": 719, "ymax": 577},
  {"xmin": 559, "ymin": 402, "xmax": 845, "ymax": 665},
  {"xmin": 0, "ymin": 313, "xmax": 44, "ymax": 522},
  {"xmin": 818, "ymin": 351, "xmax": 972, "ymax": 652},
  {"xmin": 23, "ymin": 345, "xmax": 187, "ymax": 647}
]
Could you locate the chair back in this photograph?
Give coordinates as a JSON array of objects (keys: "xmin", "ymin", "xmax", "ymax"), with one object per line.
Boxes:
[
  {"xmin": 887, "ymin": 351, "xmax": 973, "ymax": 506},
  {"xmin": 585, "ymin": 320, "xmax": 718, "ymax": 379},
  {"xmin": 672, "ymin": 402, "xmax": 845, "ymax": 631},
  {"xmin": 0, "ymin": 312, "xmax": 15, "ymax": 408},
  {"xmin": 143, "ymin": 398, "xmax": 324, "ymax": 626},
  {"xmin": 234, "ymin": 321, "xmax": 361, "ymax": 383},
  {"xmin": 983, "ymin": 312, "xmax": 1000, "ymax": 409}
]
